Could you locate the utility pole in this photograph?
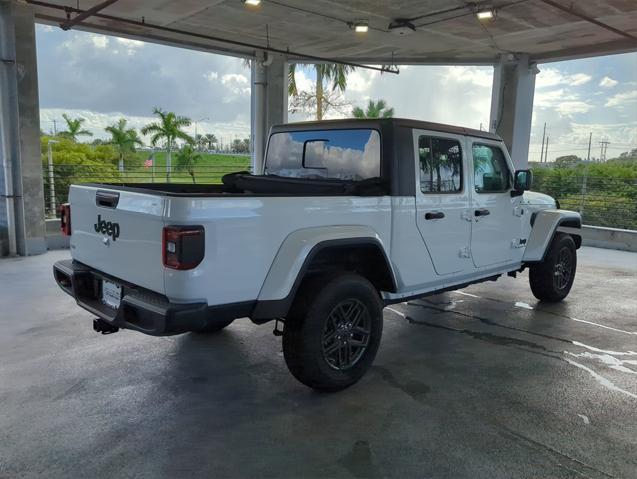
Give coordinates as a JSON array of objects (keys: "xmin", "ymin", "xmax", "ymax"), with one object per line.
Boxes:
[
  {"xmin": 193, "ymin": 117, "xmax": 209, "ymax": 144},
  {"xmin": 52, "ymin": 119, "xmax": 57, "ymax": 136},
  {"xmin": 599, "ymin": 140, "xmax": 610, "ymax": 162},
  {"xmin": 580, "ymin": 132, "xmax": 592, "ymax": 216},
  {"xmin": 540, "ymin": 122, "xmax": 546, "ymax": 163},
  {"xmin": 544, "ymin": 136, "xmax": 549, "ymax": 163}
]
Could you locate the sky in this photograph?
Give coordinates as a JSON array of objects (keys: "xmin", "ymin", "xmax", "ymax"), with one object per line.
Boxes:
[{"xmin": 35, "ymin": 25, "xmax": 637, "ymax": 161}]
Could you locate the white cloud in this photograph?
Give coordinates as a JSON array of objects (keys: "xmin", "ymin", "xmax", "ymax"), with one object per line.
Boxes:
[
  {"xmin": 567, "ymin": 121, "xmax": 637, "ymax": 146},
  {"xmin": 38, "ymin": 28, "xmax": 252, "ymax": 131},
  {"xmin": 605, "ymin": 90, "xmax": 637, "ymax": 107},
  {"xmin": 346, "ymin": 70, "xmax": 379, "ymax": 92},
  {"xmin": 443, "ymin": 66, "xmax": 493, "ymax": 88},
  {"xmin": 221, "ymin": 73, "xmax": 248, "ymax": 85},
  {"xmin": 220, "ymin": 73, "xmax": 250, "ymax": 97},
  {"xmin": 204, "ymin": 71, "xmax": 219, "ymax": 82},
  {"xmin": 569, "ymin": 73, "xmax": 592, "ymax": 86},
  {"xmin": 536, "ymin": 68, "xmax": 591, "ymax": 88},
  {"xmin": 90, "ymin": 35, "xmax": 109, "ymax": 49},
  {"xmin": 292, "ymin": 70, "xmax": 313, "ymax": 92},
  {"xmin": 116, "ymin": 38, "xmax": 144, "ymax": 48},
  {"xmin": 534, "ymin": 88, "xmax": 578, "ymax": 108},
  {"xmin": 599, "ymin": 76, "xmax": 618, "ymax": 88},
  {"xmin": 555, "ymin": 101, "xmax": 593, "ymax": 116}
]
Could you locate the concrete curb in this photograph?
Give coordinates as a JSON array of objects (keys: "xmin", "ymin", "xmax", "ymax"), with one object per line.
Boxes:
[
  {"xmin": 45, "ymin": 219, "xmax": 69, "ymax": 250},
  {"xmin": 580, "ymin": 225, "xmax": 637, "ymax": 253}
]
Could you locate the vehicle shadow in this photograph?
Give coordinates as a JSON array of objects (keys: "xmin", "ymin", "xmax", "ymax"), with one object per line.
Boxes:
[{"xmin": 146, "ymin": 323, "xmax": 355, "ymax": 477}]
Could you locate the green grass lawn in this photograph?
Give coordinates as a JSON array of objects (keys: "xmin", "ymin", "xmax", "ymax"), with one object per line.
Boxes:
[{"xmin": 124, "ymin": 151, "xmax": 250, "ymax": 184}]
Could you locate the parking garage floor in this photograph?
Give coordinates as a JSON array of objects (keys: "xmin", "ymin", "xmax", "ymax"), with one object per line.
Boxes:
[{"xmin": 1, "ymin": 247, "xmax": 636, "ymax": 479}]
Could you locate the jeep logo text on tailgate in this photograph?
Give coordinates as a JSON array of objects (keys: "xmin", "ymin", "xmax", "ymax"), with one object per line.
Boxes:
[{"xmin": 94, "ymin": 215, "xmax": 120, "ymax": 241}]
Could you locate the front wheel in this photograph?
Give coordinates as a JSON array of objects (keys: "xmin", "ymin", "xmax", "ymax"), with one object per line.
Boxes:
[
  {"xmin": 283, "ymin": 273, "xmax": 384, "ymax": 391},
  {"xmin": 529, "ymin": 233, "xmax": 577, "ymax": 302}
]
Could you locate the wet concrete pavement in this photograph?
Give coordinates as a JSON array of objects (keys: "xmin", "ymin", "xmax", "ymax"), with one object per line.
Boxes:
[{"xmin": 0, "ymin": 247, "xmax": 635, "ymax": 478}]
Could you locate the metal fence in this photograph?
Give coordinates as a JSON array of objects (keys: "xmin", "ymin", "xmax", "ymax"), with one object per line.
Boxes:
[
  {"xmin": 42, "ymin": 165, "xmax": 637, "ymax": 230},
  {"xmin": 532, "ymin": 175, "xmax": 637, "ymax": 230},
  {"xmin": 42, "ymin": 163, "xmax": 250, "ymax": 217}
]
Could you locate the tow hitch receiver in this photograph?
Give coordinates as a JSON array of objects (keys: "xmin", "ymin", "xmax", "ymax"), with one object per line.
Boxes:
[{"xmin": 93, "ymin": 318, "xmax": 119, "ymax": 334}]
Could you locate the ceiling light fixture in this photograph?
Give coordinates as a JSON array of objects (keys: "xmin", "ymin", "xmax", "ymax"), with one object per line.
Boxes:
[
  {"xmin": 476, "ymin": 8, "xmax": 496, "ymax": 20},
  {"xmin": 243, "ymin": 0, "xmax": 261, "ymax": 6},
  {"xmin": 350, "ymin": 21, "xmax": 369, "ymax": 33}
]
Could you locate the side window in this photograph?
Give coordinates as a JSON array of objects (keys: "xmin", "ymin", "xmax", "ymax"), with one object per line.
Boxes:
[
  {"xmin": 418, "ymin": 136, "xmax": 463, "ymax": 193},
  {"xmin": 472, "ymin": 144, "xmax": 511, "ymax": 193}
]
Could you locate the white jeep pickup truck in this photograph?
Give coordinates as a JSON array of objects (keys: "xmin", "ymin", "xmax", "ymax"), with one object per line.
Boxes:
[{"xmin": 54, "ymin": 118, "xmax": 582, "ymax": 391}]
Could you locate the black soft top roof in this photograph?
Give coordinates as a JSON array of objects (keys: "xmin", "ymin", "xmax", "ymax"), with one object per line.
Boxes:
[{"xmin": 269, "ymin": 118, "xmax": 501, "ymax": 142}]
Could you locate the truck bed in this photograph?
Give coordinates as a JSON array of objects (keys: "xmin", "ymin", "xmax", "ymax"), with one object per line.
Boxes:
[{"xmin": 84, "ymin": 173, "xmax": 388, "ymax": 197}]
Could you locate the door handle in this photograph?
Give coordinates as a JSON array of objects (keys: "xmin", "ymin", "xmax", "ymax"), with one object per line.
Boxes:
[
  {"xmin": 425, "ymin": 211, "xmax": 445, "ymax": 220},
  {"xmin": 475, "ymin": 209, "xmax": 490, "ymax": 217}
]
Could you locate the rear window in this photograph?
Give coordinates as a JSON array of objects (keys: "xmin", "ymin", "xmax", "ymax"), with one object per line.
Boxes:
[{"xmin": 265, "ymin": 129, "xmax": 381, "ymax": 180}]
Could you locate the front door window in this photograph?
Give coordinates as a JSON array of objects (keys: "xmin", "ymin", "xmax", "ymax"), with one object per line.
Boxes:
[{"xmin": 472, "ymin": 144, "xmax": 510, "ymax": 193}]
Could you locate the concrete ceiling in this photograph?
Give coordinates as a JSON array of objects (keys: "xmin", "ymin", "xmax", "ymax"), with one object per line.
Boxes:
[{"xmin": 30, "ymin": 0, "xmax": 637, "ymax": 65}]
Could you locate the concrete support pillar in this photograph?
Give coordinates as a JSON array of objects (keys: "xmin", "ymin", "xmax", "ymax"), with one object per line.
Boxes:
[
  {"xmin": 489, "ymin": 54, "xmax": 538, "ymax": 169},
  {"xmin": 251, "ymin": 53, "xmax": 288, "ymax": 174},
  {"xmin": 0, "ymin": 0, "xmax": 46, "ymax": 256}
]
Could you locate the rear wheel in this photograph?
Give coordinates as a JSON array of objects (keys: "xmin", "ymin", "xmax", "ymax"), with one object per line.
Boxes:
[
  {"xmin": 283, "ymin": 273, "xmax": 383, "ymax": 391},
  {"xmin": 529, "ymin": 233, "xmax": 577, "ymax": 302}
]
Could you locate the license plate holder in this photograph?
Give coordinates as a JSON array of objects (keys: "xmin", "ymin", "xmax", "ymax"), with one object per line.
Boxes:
[{"xmin": 101, "ymin": 280, "xmax": 122, "ymax": 309}]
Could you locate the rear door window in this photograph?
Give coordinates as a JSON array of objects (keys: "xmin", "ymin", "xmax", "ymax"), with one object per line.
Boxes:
[
  {"xmin": 265, "ymin": 129, "xmax": 381, "ymax": 180},
  {"xmin": 418, "ymin": 136, "xmax": 463, "ymax": 193}
]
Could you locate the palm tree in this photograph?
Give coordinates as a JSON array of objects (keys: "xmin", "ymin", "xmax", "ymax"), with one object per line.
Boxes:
[
  {"xmin": 105, "ymin": 119, "xmax": 143, "ymax": 172},
  {"xmin": 141, "ymin": 107, "xmax": 193, "ymax": 182},
  {"xmin": 204, "ymin": 133, "xmax": 218, "ymax": 151},
  {"xmin": 289, "ymin": 63, "xmax": 355, "ymax": 120},
  {"xmin": 175, "ymin": 144, "xmax": 201, "ymax": 184},
  {"xmin": 60, "ymin": 114, "xmax": 93, "ymax": 142},
  {"xmin": 352, "ymin": 99, "xmax": 394, "ymax": 119},
  {"xmin": 193, "ymin": 134, "xmax": 208, "ymax": 152}
]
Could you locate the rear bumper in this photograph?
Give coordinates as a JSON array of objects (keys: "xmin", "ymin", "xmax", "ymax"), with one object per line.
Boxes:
[{"xmin": 53, "ymin": 259, "xmax": 254, "ymax": 336}]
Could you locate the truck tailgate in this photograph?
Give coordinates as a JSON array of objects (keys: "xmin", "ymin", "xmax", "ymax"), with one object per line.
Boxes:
[{"xmin": 69, "ymin": 185, "xmax": 166, "ymax": 294}]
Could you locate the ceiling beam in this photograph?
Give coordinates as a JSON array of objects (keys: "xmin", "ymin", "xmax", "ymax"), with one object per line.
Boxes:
[
  {"xmin": 539, "ymin": 0, "xmax": 637, "ymax": 41},
  {"xmin": 59, "ymin": 0, "xmax": 119, "ymax": 31},
  {"xmin": 29, "ymin": 1, "xmax": 399, "ymax": 74},
  {"xmin": 532, "ymin": 38, "xmax": 637, "ymax": 63}
]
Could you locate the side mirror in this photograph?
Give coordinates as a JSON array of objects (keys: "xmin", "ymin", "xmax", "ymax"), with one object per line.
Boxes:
[{"xmin": 511, "ymin": 169, "xmax": 533, "ymax": 197}]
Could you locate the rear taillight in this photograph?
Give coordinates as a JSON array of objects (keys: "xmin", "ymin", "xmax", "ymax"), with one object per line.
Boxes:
[
  {"xmin": 162, "ymin": 225, "xmax": 205, "ymax": 270},
  {"xmin": 59, "ymin": 203, "xmax": 71, "ymax": 236}
]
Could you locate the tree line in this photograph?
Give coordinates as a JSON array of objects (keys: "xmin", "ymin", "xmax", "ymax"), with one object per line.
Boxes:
[
  {"xmin": 49, "ymin": 108, "xmax": 252, "ymax": 183},
  {"xmin": 531, "ymin": 150, "xmax": 637, "ymax": 230}
]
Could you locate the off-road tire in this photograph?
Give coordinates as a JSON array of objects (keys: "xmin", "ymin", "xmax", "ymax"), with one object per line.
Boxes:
[
  {"xmin": 193, "ymin": 318, "xmax": 234, "ymax": 334},
  {"xmin": 283, "ymin": 273, "xmax": 384, "ymax": 391},
  {"xmin": 529, "ymin": 233, "xmax": 577, "ymax": 302}
]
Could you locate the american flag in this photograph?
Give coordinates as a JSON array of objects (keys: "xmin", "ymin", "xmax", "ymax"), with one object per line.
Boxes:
[{"xmin": 144, "ymin": 156, "xmax": 153, "ymax": 168}]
